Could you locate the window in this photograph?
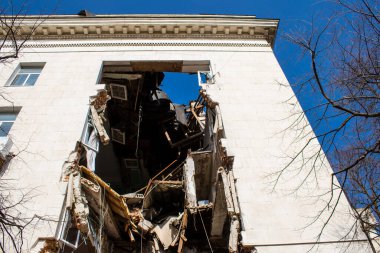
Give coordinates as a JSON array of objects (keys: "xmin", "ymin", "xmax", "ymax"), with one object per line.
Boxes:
[
  {"xmin": 0, "ymin": 113, "xmax": 17, "ymax": 137},
  {"xmin": 81, "ymin": 113, "xmax": 99, "ymax": 152},
  {"xmin": 8, "ymin": 64, "xmax": 44, "ymax": 86}
]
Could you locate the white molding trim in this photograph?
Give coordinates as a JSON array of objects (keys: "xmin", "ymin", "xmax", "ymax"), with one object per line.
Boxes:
[
  {"xmin": 3, "ymin": 41, "xmax": 271, "ymax": 49},
  {"xmin": 0, "ymin": 14, "xmax": 279, "ymax": 47}
]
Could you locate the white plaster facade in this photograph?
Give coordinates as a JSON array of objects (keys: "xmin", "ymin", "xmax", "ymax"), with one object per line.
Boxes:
[{"xmin": 0, "ymin": 14, "xmax": 373, "ymax": 253}]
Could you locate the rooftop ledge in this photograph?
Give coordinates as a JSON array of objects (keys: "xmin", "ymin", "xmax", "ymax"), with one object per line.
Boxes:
[{"xmin": 0, "ymin": 14, "xmax": 279, "ymax": 47}]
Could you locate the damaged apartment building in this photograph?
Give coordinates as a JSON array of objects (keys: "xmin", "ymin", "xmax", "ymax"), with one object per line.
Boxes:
[{"xmin": 0, "ymin": 13, "xmax": 374, "ymax": 253}]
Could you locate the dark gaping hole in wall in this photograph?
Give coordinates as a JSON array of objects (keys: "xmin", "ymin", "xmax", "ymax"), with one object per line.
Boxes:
[
  {"xmin": 96, "ymin": 64, "xmax": 206, "ymax": 193},
  {"xmin": 75, "ymin": 61, "xmax": 231, "ymax": 252}
]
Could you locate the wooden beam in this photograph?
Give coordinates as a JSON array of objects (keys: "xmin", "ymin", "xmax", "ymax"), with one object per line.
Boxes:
[
  {"xmin": 190, "ymin": 106, "xmax": 205, "ymax": 131},
  {"xmin": 127, "ymin": 228, "xmax": 135, "ymax": 242},
  {"xmin": 143, "ymin": 159, "xmax": 177, "ymax": 196},
  {"xmin": 80, "ymin": 166, "xmax": 132, "ymax": 221},
  {"xmin": 164, "ymin": 130, "xmax": 173, "ymax": 146},
  {"xmin": 90, "ymin": 105, "xmax": 110, "ymax": 145},
  {"xmin": 81, "ymin": 177, "xmax": 121, "ymax": 239},
  {"xmin": 170, "ymin": 132, "xmax": 203, "ymax": 148},
  {"xmin": 177, "ymin": 210, "xmax": 188, "ymax": 253},
  {"xmin": 152, "ymin": 180, "xmax": 182, "ymax": 185}
]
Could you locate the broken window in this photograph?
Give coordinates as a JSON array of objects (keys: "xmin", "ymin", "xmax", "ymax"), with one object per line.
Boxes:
[
  {"xmin": 80, "ymin": 112, "xmax": 99, "ymax": 171},
  {"xmin": 62, "ymin": 61, "xmax": 240, "ymax": 253}
]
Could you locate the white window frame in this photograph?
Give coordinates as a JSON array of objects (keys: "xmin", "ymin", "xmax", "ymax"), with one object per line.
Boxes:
[
  {"xmin": 0, "ymin": 111, "xmax": 18, "ymax": 160},
  {"xmin": 197, "ymin": 70, "xmax": 215, "ymax": 87},
  {"xmin": 0, "ymin": 113, "xmax": 17, "ymax": 138},
  {"xmin": 81, "ymin": 111, "xmax": 99, "ymax": 152},
  {"xmin": 57, "ymin": 209, "xmax": 81, "ymax": 250},
  {"xmin": 7, "ymin": 63, "xmax": 45, "ymax": 87}
]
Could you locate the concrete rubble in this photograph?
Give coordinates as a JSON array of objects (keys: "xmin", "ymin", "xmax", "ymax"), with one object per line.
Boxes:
[{"xmin": 58, "ymin": 70, "xmax": 242, "ymax": 252}]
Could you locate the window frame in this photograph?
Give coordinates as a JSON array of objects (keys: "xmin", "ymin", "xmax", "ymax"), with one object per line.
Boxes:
[
  {"xmin": 0, "ymin": 112, "xmax": 17, "ymax": 138},
  {"xmin": 80, "ymin": 111, "xmax": 99, "ymax": 153},
  {"xmin": 6, "ymin": 63, "xmax": 45, "ymax": 87}
]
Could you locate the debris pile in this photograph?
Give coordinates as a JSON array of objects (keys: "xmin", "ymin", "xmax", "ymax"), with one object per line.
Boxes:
[{"xmin": 59, "ymin": 69, "xmax": 241, "ymax": 252}]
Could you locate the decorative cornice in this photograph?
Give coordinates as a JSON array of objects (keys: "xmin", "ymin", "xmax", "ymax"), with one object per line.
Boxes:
[
  {"xmin": 4, "ymin": 41, "xmax": 271, "ymax": 49},
  {"xmin": 0, "ymin": 14, "xmax": 279, "ymax": 47},
  {"xmin": 28, "ymin": 33, "xmax": 270, "ymax": 41}
]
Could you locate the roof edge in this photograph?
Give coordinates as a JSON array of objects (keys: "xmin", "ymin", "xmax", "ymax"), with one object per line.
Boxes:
[{"xmin": 1, "ymin": 14, "xmax": 279, "ymax": 47}]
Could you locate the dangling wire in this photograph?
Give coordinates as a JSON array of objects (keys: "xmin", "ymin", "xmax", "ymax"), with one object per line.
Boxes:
[
  {"xmin": 135, "ymin": 103, "xmax": 143, "ymax": 158},
  {"xmin": 199, "ymin": 210, "xmax": 214, "ymax": 253}
]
